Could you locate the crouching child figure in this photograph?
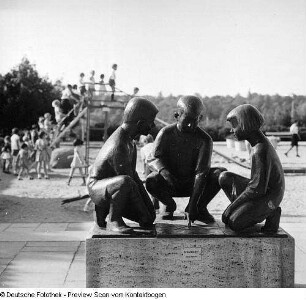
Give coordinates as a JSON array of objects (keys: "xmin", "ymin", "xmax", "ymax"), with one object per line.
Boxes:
[
  {"xmin": 87, "ymin": 97, "xmax": 158, "ymax": 234},
  {"xmin": 219, "ymin": 104, "xmax": 285, "ymax": 233}
]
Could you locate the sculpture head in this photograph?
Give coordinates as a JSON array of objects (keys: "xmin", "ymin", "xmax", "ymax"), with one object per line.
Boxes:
[
  {"xmin": 175, "ymin": 95, "xmax": 204, "ymax": 133},
  {"xmin": 227, "ymin": 104, "xmax": 264, "ymax": 141},
  {"xmin": 123, "ymin": 97, "xmax": 158, "ymax": 136}
]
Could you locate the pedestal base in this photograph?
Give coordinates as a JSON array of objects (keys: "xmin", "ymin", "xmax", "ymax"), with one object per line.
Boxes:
[{"xmin": 86, "ymin": 220, "xmax": 294, "ymax": 288}]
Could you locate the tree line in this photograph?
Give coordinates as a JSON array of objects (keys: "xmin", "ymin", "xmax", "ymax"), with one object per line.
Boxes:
[
  {"xmin": 1, "ymin": 58, "xmax": 305, "ymax": 140},
  {"xmin": 148, "ymin": 92, "xmax": 306, "ymax": 140}
]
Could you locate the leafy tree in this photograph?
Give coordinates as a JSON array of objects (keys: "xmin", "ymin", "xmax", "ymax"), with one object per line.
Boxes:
[{"xmin": 0, "ymin": 57, "xmax": 61, "ymax": 134}]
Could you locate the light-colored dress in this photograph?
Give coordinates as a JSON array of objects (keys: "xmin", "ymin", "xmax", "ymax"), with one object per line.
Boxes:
[
  {"xmin": 71, "ymin": 146, "xmax": 85, "ymax": 168},
  {"xmin": 35, "ymin": 138, "xmax": 49, "ymax": 162},
  {"xmin": 18, "ymin": 149, "xmax": 29, "ymax": 168}
]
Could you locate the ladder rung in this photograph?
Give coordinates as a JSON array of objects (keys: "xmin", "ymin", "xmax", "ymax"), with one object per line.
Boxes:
[{"xmin": 88, "ymin": 105, "xmax": 106, "ymax": 108}]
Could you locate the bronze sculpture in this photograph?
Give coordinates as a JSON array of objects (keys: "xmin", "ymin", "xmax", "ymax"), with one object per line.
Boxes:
[
  {"xmin": 219, "ymin": 104, "xmax": 285, "ymax": 232},
  {"xmin": 146, "ymin": 95, "xmax": 226, "ymax": 224},
  {"xmin": 87, "ymin": 97, "xmax": 158, "ymax": 233}
]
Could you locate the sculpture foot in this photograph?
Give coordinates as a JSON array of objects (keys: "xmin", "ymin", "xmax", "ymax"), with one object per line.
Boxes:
[
  {"xmin": 107, "ymin": 221, "xmax": 134, "ymax": 234},
  {"xmin": 161, "ymin": 212, "xmax": 174, "ymax": 220},
  {"xmin": 93, "ymin": 212, "xmax": 107, "ymax": 228},
  {"xmin": 94, "ymin": 219, "xmax": 107, "ymax": 228},
  {"xmin": 261, "ymin": 207, "xmax": 281, "ymax": 233},
  {"xmin": 139, "ymin": 222, "xmax": 155, "ymax": 230},
  {"xmin": 197, "ymin": 209, "xmax": 215, "ymax": 224},
  {"xmin": 137, "ymin": 223, "xmax": 156, "ymax": 235}
]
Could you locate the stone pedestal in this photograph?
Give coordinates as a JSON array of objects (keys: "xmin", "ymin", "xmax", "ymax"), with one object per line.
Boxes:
[{"xmin": 86, "ymin": 220, "xmax": 294, "ymax": 288}]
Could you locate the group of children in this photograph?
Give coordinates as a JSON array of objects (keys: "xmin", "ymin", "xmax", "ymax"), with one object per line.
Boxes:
[
  {"xmin": 0, "ymin": 124, "xmax": 52, "ymax": 180},
  {"xmin": 78, "ymin": 64, "xmax": 118, "ymax": 100},
  {"xmin": 1, "ymin": 129, "xmax": 88, "ymax": 188}
]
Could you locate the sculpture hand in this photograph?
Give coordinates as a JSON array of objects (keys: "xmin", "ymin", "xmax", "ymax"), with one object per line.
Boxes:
[
  {"xmin": 185, "ymin": 212, "xmax": 194, "ymax": 228},
  {"xmin": 188, "ymin": 205, "xmax": 198, "ymax": 226}
]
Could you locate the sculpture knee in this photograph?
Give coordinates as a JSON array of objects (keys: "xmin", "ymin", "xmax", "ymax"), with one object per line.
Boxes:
[
  {"xmin": 228, "ymin": 212, "xmax": 247, "ymax": 232},
  {"xmin": 228, "ymin": 217, "xmax": 240, "ymax": 231},
  {"xmin": 116, "ymin": 175, "xmax": 137, "ymax": 192},
  {"xmin": 214, "ymin": 167, "xmax": 227, "ymax": 177},
  {"xmin": 218, "ymin": 171, "xmax": 231, "ymax": 189}
]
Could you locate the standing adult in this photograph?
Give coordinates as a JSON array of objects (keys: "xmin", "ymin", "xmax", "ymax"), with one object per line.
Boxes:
[
  {"xmin": 285, "ymin": 120, "xmax": 301, "ymax": 157},
  {"xmin": 11, "ymin": 128, "xmax": 21, "ymax": 176}
]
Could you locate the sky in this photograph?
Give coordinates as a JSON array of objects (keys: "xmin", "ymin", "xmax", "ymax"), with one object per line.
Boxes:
[{"xmin": 0, "ymin": 0, "xmax": 305, "ymax": 97}]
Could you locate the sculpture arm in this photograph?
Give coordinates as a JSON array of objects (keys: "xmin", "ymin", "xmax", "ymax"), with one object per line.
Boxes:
[
  {"xmin": 147, "ymin": 127, "xmax": 178, "ymax": 189},
  {"xmin": 224, "ymin": 145, "xmax": 271, "ymax": 215},
  {"xmin": 188, "ymin": 137, "xmax": 213, "ymax": 221},
  {"xmin": 111, "ymin": 145, "xmax": 135, "ymax": 178},
  {"xmin": 147, "ymin": 128, "xmax": 168, "ymax": 173},
  {"xmin": 132, "ymin": 144, "xmax": 156, "ymax": 218},
  {"xmin": 133, "ymin": 170, "xmax": 155, "ymax": 216}
]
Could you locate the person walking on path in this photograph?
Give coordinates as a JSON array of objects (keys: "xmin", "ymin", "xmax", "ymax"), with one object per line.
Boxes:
[
  {"xmin": 285, "ymin": 120, "xmax": 301, "ymax": 157},
  {"xmin": 67, "ymin": 138, "xmax": 87, "ymax": 186}
]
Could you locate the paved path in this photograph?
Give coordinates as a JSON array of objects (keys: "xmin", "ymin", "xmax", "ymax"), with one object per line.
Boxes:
[{"xmin": 0, "ymin": 222, "xmax": 92, "ymax": 288}]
